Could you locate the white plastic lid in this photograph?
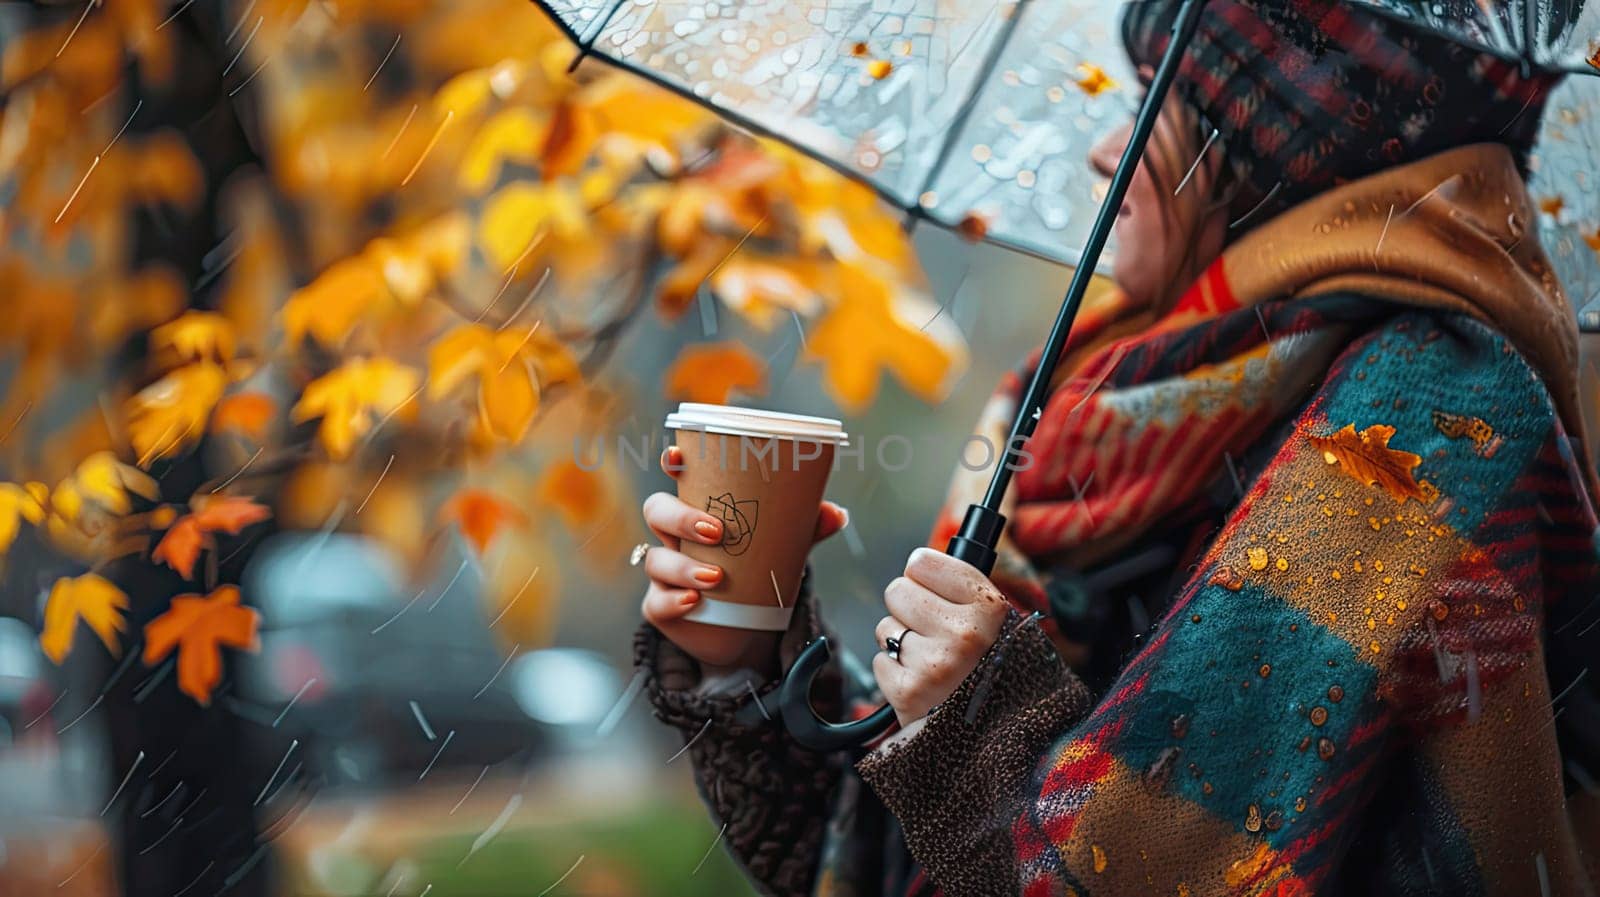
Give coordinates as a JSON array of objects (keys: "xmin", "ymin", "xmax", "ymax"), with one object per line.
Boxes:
[{"xmin": 664, "ymin": 402, "xmax": 849, "ymax": 445}]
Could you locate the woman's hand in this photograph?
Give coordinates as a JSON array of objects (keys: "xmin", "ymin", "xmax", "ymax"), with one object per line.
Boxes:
[
  {"xmin": 639, "ymin": 445, "xmax": 848, "ymax": 672},
  {"xmin": 873, "ymin": 547, "xmax": 1010, "ymax": 727}
]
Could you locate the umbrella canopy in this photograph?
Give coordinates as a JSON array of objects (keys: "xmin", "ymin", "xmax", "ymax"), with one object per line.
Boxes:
[{"xmin": 534, "ymin": 0, "xmax": 1600, "ymax": 324}]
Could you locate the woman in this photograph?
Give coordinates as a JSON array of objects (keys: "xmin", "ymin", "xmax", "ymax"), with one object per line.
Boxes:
[{"xmin": 633, "ymin": 2, "xmax": 1600, "ymax": 895}]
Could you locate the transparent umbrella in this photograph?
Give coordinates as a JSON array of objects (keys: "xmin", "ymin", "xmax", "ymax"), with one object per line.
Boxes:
[
  {"xmin": 530, "ymin": 0, "xmax": 1600, "ymax": 749},
  {"xmin": 533, "ymin": 0, "xmax": 1600, "ymax": 323}
]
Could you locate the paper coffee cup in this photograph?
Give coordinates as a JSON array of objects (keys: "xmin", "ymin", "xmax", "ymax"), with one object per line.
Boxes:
[{"xmin": 664, "ymin": 403, "xmax": 848, "ymax": 631}]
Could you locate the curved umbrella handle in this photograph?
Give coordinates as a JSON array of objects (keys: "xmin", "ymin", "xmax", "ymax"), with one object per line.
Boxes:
[
  {"xmin": 778, "ymin": 637, "xmax": 897, "ymax": 751},
  {"xmin": 779, "ymin": 505, "xmax": 1004, "ymax": 751}
]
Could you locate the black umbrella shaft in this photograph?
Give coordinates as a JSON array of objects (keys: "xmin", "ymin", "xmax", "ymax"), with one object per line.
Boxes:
[{"xmin": 981, "ymin": 0, "xmax": 1208, "ymax": 512}]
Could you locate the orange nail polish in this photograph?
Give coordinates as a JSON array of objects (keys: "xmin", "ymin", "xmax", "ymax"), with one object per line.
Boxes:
[
  {"xmin": 692, "ymin": 565, "xmax": 721, "ymax": 585},
  {"xmin": 693, "ymin": 520, "xmax": 720, "ymax": 541}
]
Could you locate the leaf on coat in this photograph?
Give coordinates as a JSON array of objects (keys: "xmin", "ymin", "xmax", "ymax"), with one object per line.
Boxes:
[
  {"xmin": 142, "ymin": 585, "xmax": 260, "ymax": 705},
  {"xmin": 1308, "ymin": 423, "xmax": 1426, "ymax": 503},
  {"xmin": 40, "ymin": 573, "xmax": 128, "ymax": 663},
  {"xmin": 663, "ymin": 342, "xmax": 767, "ymax": 404},
  {"xmin": 439, "ymin": 488, "xmax": 529, "ymax": 555},
  {"xmin": 152, "ymin": 496, "xmax": 273, "ymax": 580}
]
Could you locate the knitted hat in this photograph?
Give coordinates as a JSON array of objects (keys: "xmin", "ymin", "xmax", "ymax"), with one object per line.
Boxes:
[{"xmin": 1121, "ymin": 0, "xmax": 1564, "ymax": 223}]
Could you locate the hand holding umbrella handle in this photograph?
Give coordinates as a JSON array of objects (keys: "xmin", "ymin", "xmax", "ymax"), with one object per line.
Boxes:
[
  {"xmin": 779, "ymin": 505, "xmax": 1004, "ymax": 752},
  {"xmin": 774, "ymin": 0, "xmax": 1208, "ymax": 753}
]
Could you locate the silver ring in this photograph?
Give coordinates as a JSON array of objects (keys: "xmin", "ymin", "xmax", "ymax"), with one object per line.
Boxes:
[
  {"xmin": 884, "ymin": 627, "xmax": 911, "ymax": 663},
  {"xmin": 629, "ymin": 543, "xmax": 651, "ymax": 567}
]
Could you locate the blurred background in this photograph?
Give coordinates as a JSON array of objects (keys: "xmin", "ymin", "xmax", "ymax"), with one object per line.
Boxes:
[{"xmin": 1, "ymin": 1, "xmax": 1597, "ymax": 896}]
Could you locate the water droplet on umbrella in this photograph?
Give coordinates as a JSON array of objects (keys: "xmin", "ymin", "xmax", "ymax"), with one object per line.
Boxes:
[
  {"xmin": 1244, "ymin": 804, "xmax": 1263, "ymax": 832},
  {"xmin": 1091, "ymin": 844, "xmax": 1107, "ymax": 873},
  {"xmin": 1309, "ymin": 706, "xmax": 1328, "ymax": 726},
  {"xmin": 1247, "ymin": 547, "xmax": 1268, "ymax": 571},
  {"xmin": 1317, "ymin": 738, "xmax": 1336, "ymax": 760},
  {"xmin": 1295, "ymin": 796, "xmax": 1307, "ymax": 812},
  {"xmin": 1428, "ymin": 599, "xmax": 1449, "ymax": 621},
  {"xmin": 1328, "ymin": 685, "xmax": 1344, "ymax": 703},
  {"xmin": 1259, "ymin": 664, "xmax": 1272, "ymax": 678},
  {"xmin": 1264, "ymin": 809, "xmax": 1284, "ymax": 831}
]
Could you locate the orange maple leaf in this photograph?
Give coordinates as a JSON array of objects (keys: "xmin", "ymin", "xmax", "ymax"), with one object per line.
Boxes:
[
  {"xmin": 1308, "ymin": 423, "xmax": 1427, "ymax": 503},
  {"xmin": 663, "ymin": 342, "xmax": 767, "ymax": 404},
  {"xmin": 439, "ymin": 488, "xmax": 529, "ymax": 555},
  {"xmin": 152, "ymin": 496, "xmax": 272, "ymax": 580},
  {"xmin": 142, "ymin": 585, "xmax": 260, "ymax": 705},
  {"xmin": 804, "ymin": 267, "xmax": 966, "ymax": 410},
  {"xmin": 210, "ymin": 393, "xmax": 277, "ymax": 442},
  {"xmin": 534, "ymin": 460, "xmax": 605, "ymax": 528}
]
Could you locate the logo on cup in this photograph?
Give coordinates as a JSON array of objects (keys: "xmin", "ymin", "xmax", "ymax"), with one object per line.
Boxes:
[{"xmin": 706, "ymin": 492, "xmax": 759, "ymax": 556}]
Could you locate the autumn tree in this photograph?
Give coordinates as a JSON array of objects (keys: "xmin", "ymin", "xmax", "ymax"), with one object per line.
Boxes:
[{"xmin": 1, "ymin": 0, "xmax": 965, "ymax": 893}]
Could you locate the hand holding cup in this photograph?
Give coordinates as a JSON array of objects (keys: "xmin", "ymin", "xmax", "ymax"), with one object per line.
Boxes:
[{"xmin": 640, "ymin": 445, "xmax": 848, "ymax": 672}]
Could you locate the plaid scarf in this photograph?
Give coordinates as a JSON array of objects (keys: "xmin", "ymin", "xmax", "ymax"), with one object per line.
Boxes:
[{"xmin": 929, "ymin": 143, "xmax": 1592, "ymax": 652}]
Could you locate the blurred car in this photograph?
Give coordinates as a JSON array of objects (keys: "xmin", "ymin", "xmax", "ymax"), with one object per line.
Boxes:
[{"xmin": 237, "ymin": 533, "xmax": 552, "ymax": 787}]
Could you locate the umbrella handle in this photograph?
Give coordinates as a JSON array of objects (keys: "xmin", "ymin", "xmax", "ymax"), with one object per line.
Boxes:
[
  {"xmin": 779, "ymin": 505, "xmax": 1003, "ymax": 752},
  {"xmin": 777, "ymin": 0, "xmax": 1209, "ymax": 753}
]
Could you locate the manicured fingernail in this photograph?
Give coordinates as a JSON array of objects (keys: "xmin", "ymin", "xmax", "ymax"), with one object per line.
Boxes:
[
  {"xmin": 680, "ymin": 591, "xmax": 701, "ymax": 607},
  {"xmin": 692, "ymin": 565, "xmax": 721, "ymax": 585},
  {"xmin": 693, "ymin": 519, "xmax": 721, "ymax": 541},
  {"xmin": 837, "ymin": 506, "xmax": 850, "ymax": 529}
]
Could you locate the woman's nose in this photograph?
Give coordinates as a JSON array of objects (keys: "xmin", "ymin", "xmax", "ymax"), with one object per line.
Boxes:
[{"xmin": 1089, "ymin": 122, "xmax": 1132, "ymax": 178}]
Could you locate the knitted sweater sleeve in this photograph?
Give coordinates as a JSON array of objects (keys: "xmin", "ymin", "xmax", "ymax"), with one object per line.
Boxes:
[
  {"xmin": 634, "ymin": 570, "xmax": 855, "ymax": 897},
  {"xmin": 856, "ymin": 313, "xmax": 1600, "ymax": 896}
]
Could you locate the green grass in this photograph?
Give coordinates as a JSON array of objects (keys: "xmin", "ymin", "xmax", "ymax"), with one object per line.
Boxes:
[{"xmin": 404, "ymin": 800, "xmax": 758, "ymax": 897}]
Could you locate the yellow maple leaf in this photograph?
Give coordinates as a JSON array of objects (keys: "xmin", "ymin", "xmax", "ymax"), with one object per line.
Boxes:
[
  {"xmin": 282, "ymin": 255, "xmax": 388, "ymax": 347},
  {"xmin": 151, "ymin": 311, "xmax": 237, "ymax": 364},
  {"xmin": 65, "ymin": 451, "xmax": 160, "ymax": 517},
  {"xmin": 142, "ymin": 584, "xmax": 260, "ymax": 705},
  {"xmin": 1308, "ymin": 423, "xmax": 1427, "ymax": 503},
  {"xmin": 663, "ymin": 342, "xmax": 767, "ymax": 404},
  {"xmin": 460, "ymin": 108, "xmax": 545, "ymax": 194},
  {"xmin": 292, "ymin": 357, "xmax": 421, "ymax": 460},
  {"xmin": 478, "ymin": 181, "xmax": 589, "ymax": 271},
  {"xmin": 127, "ymin": 363, "xmax": 230, "ymax": 464},
  {"xmin": 427, "ymin": 323, "xmax": 580, "ymax": 444},
  {"xmin": 0, "ymin": 481, "xmax": 48, "ymax": 555},
  {"xmin": 40, "ymin": 573, "xmax": 128, "ymax": 663},
  {"xmin": 804, "ymin": 268, "xmax": 967, "ymax": 410}
]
